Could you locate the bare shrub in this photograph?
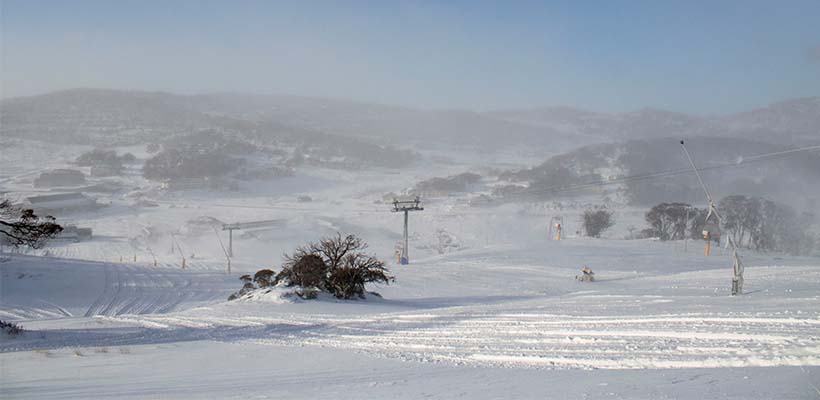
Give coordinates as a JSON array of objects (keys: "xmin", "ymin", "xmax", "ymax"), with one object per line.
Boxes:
[
  {"xmin": 277, "ymin": 254, "xmax": 327, "ymax": 289},
  {"xmin": 253, "ymin": 269, "xmax": 276, "ymax": 288},
  {"xmin": 278, "ymin": 233, "xmax": 393, "ymax": 299},
  {"xmin": 327, "ymin": 253, "xmax": 392, "ymax": 299},
  {"xmin": 0, "ymin": 320, "xmax": 23, "ymax": 336},
  {"xmin": 583, "ymin": 209, "xmax": 614, "ymax": 238}
]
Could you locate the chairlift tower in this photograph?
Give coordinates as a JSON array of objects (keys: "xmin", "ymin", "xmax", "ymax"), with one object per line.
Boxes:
[
  {"xmin": 680, "ymin": 140, "xmax": 744, "ymax": 295},
  {"xmin": 392, "ymin": 196, "xmax": 424, "ymax": 265}
]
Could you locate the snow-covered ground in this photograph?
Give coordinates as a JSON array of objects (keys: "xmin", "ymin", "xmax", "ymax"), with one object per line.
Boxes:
[{"xmin": 2, "ymin": 143, "xmax": 819, "ymax": 399}]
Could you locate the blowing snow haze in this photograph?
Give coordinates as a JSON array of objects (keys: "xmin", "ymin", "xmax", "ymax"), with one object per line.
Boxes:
[{"xmin": 1, "ymin": 2, "xmax": 820, "ymax": 400}]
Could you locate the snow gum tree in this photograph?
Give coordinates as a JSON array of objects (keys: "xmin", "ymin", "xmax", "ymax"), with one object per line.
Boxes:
[
  {"xmin": 583, "ymin": 209, "xmax": 615, "ymax": 238},
  {"xmin": 645, "ymin": 202, "xmax": 695, "ymax": 241},
  {"xmin": 278, "ymin": 233, "xmax": 393, "ymax": 299},
  {"xmin": 719, "ymin": 195, "xmax": 816, "ymax": 255},
  {"xmin": 0, "ymin": 200, "xmax": 63, "ymax": 248}
]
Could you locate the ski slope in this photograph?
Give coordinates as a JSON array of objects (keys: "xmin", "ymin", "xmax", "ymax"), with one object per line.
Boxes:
[
  {"xmin": 2, "ymin": 238, "xmax": 819, "ymax": 399},
  {"xmin": 2, "ymin": 142, "xmax": 819, "ymax": 399},
  {"xmin": 0, "ymin": 255, "xmax": 234, "ymax": 322}
]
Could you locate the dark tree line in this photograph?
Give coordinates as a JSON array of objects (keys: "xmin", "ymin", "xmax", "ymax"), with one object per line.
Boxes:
[
  {"xmin": 76, "ymin": 149, "xmax": 136, "ymax": 170},
  {"xmin": 645, "ymin": 196, "xmax": 816, "ymax": 255},
  {"xmin": 645, "ymin": 202, "xmax": 702, "ymax": 241},
  {"xmin": 719, "ymin": 195, "xmax": 815, "ymax": 255},
  {"xmin": 142, "ymin": 148, "xmax": 235, "ymax": 181}
]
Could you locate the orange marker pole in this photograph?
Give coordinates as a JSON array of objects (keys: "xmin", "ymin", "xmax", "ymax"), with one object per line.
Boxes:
[{"xmin": 703, "ymin": 231, "xmax": 711, "ymax": 256}]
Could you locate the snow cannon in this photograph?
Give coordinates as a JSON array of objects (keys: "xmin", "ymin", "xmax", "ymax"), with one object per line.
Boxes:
[
  {"xmin": 575, "ymin": 266, "xmax": 595, "ymax": 282},
  {"xmin": 703, "ymin": 230, "xmax": 711, "ymax": 256}
]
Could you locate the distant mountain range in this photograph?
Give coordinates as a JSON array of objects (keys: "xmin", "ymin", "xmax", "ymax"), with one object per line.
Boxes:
[
  {"xmin": 1, "ymin": 89, "xmax": 818, "ymax": 149},
  {"xmin": 489, "ymin": 98, "xmax": 820, "ymax": 145}
]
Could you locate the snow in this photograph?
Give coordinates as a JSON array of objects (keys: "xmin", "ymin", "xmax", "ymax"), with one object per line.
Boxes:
[
  {"xmin": 3, "ymin": 238, "xmax": 819, "ymax": 398},
  {"xmin": 4, "ymin": 341, "xmax": 815, "ymax": 400},
  {"xmin": 1, "ymin": 143, "xmax": 819, "ymax": 399}
]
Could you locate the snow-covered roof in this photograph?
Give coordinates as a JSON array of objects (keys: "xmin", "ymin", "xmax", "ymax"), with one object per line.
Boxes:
[{"xmin": 26, "ymin": 192, "xmax": 87, "ymax": 203}]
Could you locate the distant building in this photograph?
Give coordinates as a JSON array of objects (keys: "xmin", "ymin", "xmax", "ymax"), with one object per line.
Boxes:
[
  {"xmin": 469, "ymin": 194, "xmax": 495, "ymax": 207},
  {"xmin": 55, "ymin": 225, "xmax": 93, "ymax": 242},
  {"xmin": 33, "ymin": 169, "xmax": 86, "ymax": 188},
  {"xmin": 26, "ymin": 192, "xmax": 97, "ymax": 212},
  {"xmin": 78, "ymin": 181, "xmax": 122, "ymax": 193},
  {"xmin": 161, "ymin": 177, "xmax": 211, "ymax": 191}
]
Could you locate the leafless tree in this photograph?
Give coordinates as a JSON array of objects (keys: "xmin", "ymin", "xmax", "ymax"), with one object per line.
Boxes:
[
  {"xmin": 583, "ymin": 209, "xmax": 615, "ymax": 238},
  {"xmin": 645, "ymin": 202, "xmax": 693, "ymax": 241},
  {"xmin": 277, "ymin": 233, "xmax": 393, "ymax": 299},
  {"xmin": 0, "ymin": 200, "xmax": 63, "ymax": 248}
]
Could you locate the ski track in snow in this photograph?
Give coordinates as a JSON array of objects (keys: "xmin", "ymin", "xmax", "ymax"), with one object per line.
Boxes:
[
  {"xmin": 2, "ymin": 256, "xmax": 819, "ymax": 371},
  {"xmin": 11, "ymin": 307, "xmax": 815, "ymax": 371},
  {"xmin": 275, "ymin": 311, "xmax": 820, "ymax": 370},
  {"xmin": 80, "ymin": 264, "xmax": 226, "ymax": 317},
  {"xmin": 1, "ymin": 258, "xmax": 230, "ymax": 320}
]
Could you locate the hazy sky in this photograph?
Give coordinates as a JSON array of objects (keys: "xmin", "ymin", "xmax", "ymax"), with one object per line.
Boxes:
[{"xmin": 2, "ymin": 0, "xmax": 819, "ymax": 114}]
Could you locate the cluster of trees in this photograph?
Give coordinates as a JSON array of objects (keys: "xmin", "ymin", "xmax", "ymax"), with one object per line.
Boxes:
[
  {"xmin": 142, "ymin": 148, "xmax": 235, "ymax": 181},
  {"xmin": 287, "ymin": 141, "xmax": 417, "ymax": 169},
  {"xmin": 229, "ymin": 233, "xmax": 393, "ymax": 301},
  {"xmin": 143, "ymin": 131, "xmax": 268, "ymax": 181},
  {"xmin": 162, "ymin": 130, "xmax": 259, "ymax": 155},
  {"xmin": 644, "ymin": 196, "xmax": 816, "ymax": 255},
  {"xmin": 719, "ymin": 195, "xmax": 816, "ymax": 255},
  {"xmin": 413, "ymin": 172, "xmax": 481, "ymax": 194},
  {"xmin": 494, "ymin": 161, "xmax": 600, "ymax": 199},
  {"xmin": 76, "ymin": 149, "xmax": 136, "ymax": 170},
  {"xmin": 644, "ymin": 202, "xmax": 709, "ymax": 241}
]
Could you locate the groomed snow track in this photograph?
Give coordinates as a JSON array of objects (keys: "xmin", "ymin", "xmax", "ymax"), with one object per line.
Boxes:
[
  {"xmin": 284, "ymin": 312, "xmax": 820, "ymax": 369},
  {"xmin": 0, "ymin": 255, "xmax": 232, "ymax": 321}
]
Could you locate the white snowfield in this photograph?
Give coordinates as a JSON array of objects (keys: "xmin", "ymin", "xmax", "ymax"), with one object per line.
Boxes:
[
  {"xmin": 1, "ymin": 142, "xmax": 819, "ymax": 399},
  {"xmin": 2, "ymin": 239, "xmax": 820, "ymax": 399}
]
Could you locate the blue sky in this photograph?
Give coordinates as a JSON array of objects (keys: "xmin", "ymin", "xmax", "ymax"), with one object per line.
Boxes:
[{"xmin": 2, "ymin": 0, "xmax": 818, "ymax": 114}]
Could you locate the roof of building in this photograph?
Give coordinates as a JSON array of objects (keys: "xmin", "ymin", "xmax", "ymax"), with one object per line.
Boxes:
[
  {"xmin": 42, "ymin": 169, "xmax": 85, "ymax": 176},
  {"xmin": 27, "ymin": 192, "xmax": 88, "ymax": 203}
]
